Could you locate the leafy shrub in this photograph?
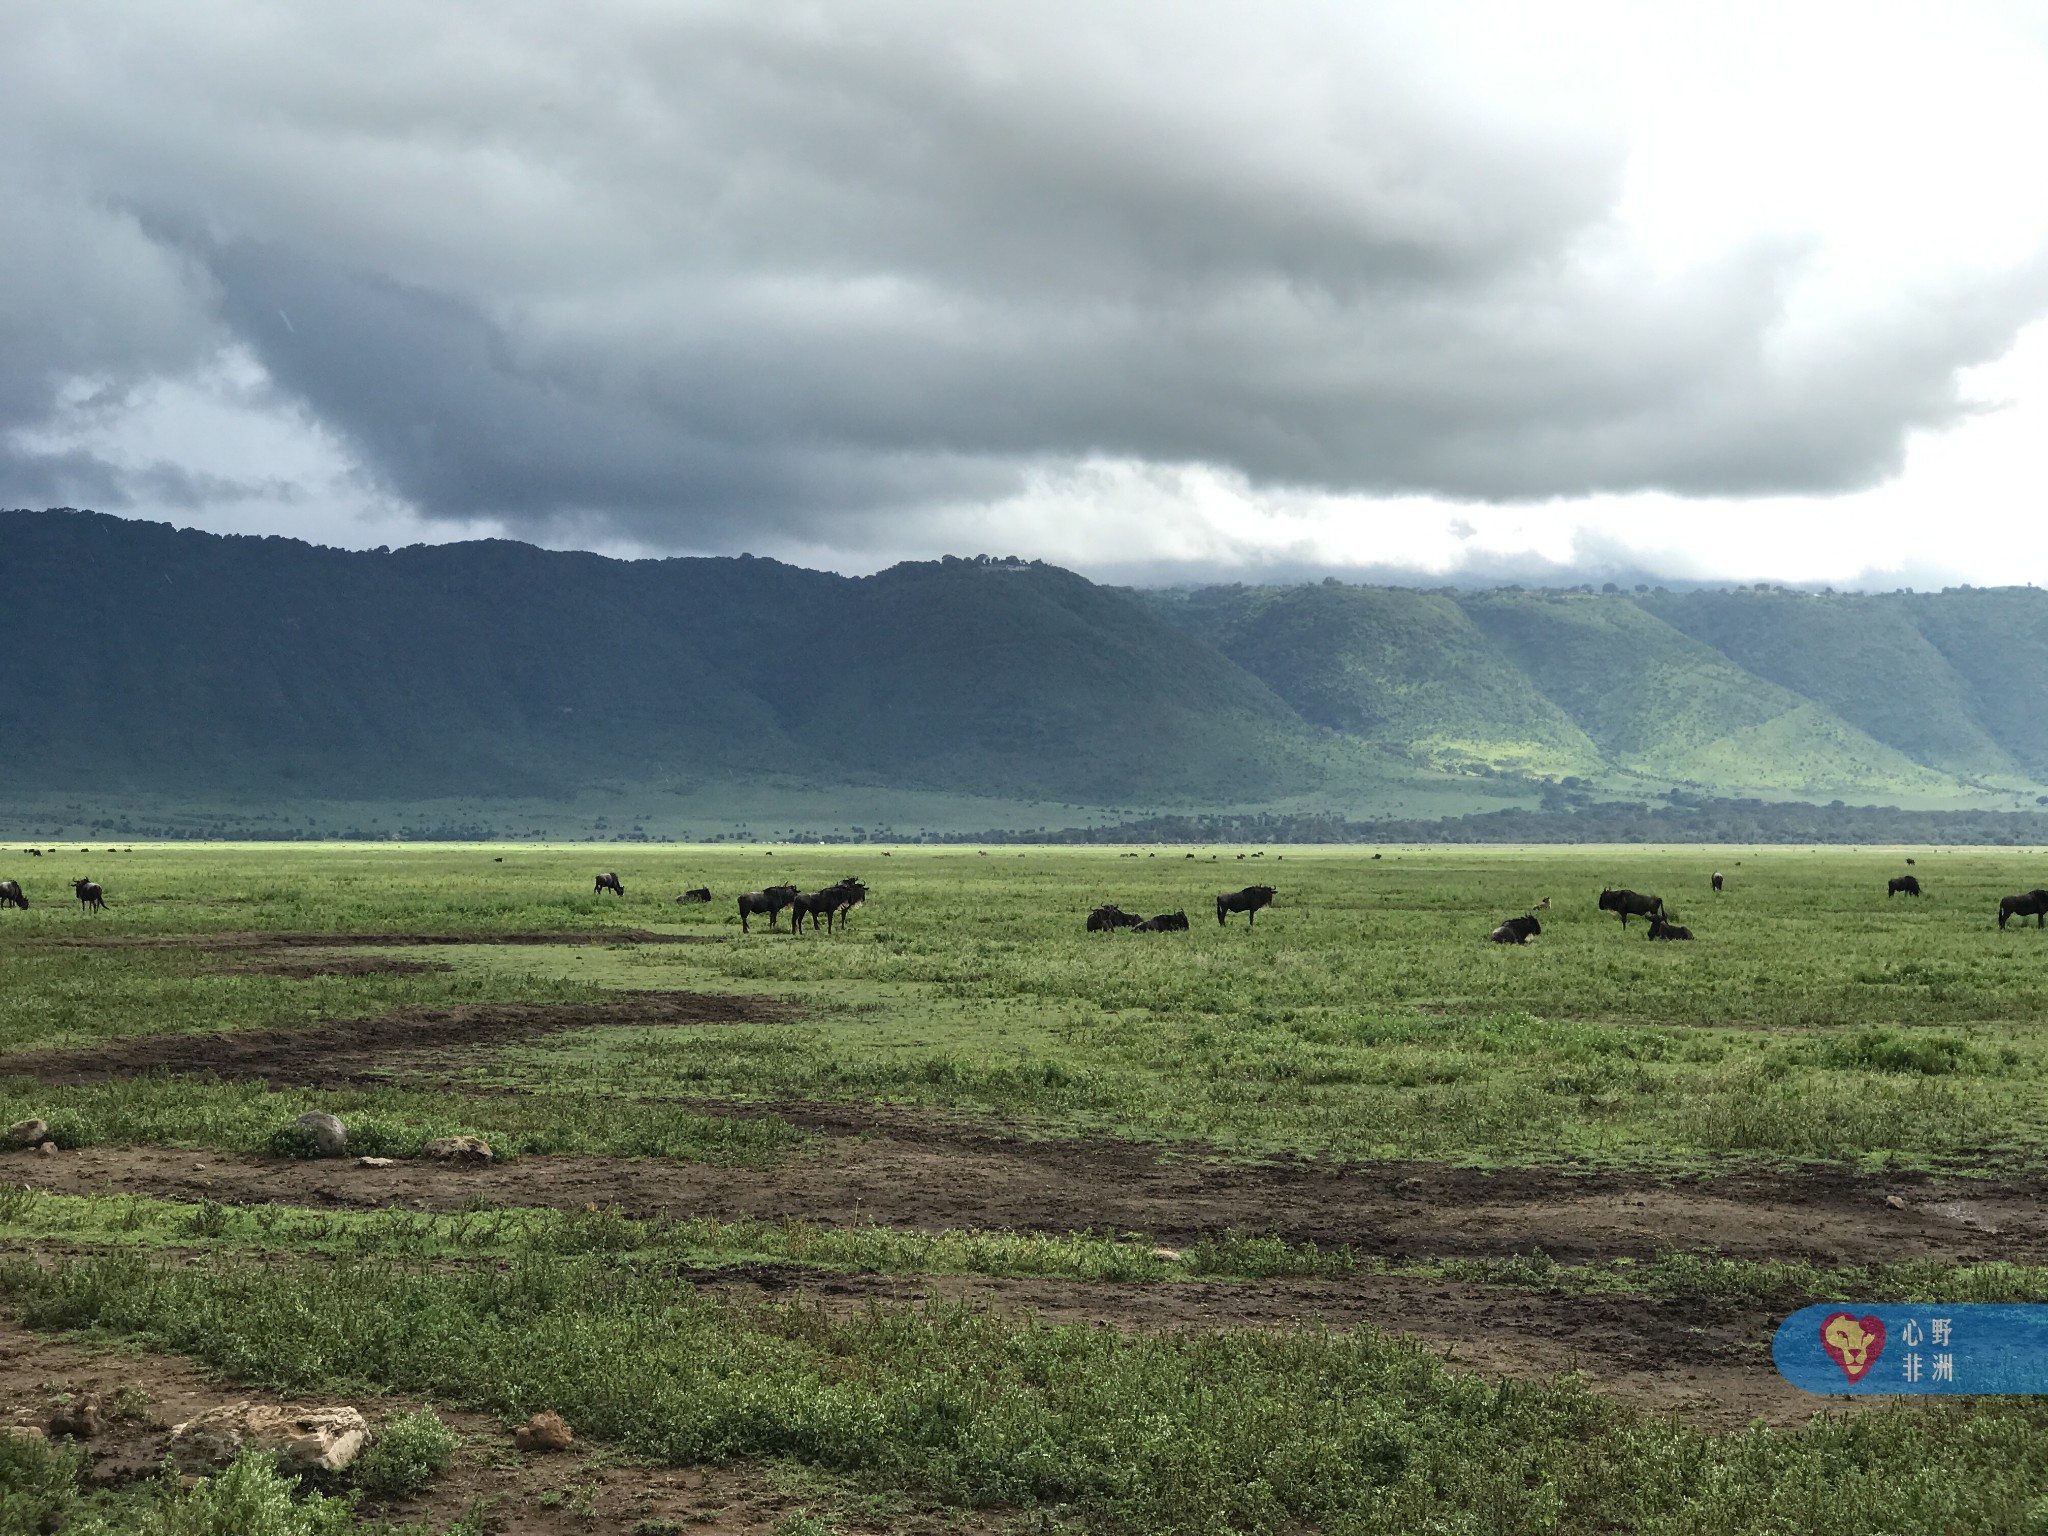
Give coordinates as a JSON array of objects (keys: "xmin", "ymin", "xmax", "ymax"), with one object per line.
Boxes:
[
  {"xmin": 0, "ymin": 1429, "xmax": 84, "ymax": 1536},
  {"xmin": 351, "ymin": 1409, "xmax": 459, "ymax": 1500},
  {"xmin": 69, "ymin": 1451, "xmax": 356, "ymax": 1536}
]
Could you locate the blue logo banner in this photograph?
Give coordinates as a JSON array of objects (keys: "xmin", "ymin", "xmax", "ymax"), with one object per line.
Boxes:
[{"xmin": 1775, "ymin": 1304, "xmax": 2048, "ymax": 1394}]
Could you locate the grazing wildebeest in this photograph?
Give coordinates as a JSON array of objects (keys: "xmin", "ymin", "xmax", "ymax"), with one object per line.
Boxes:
[
  {"xmin": 1489, "ymin": 914, "xmax": 1541, "ymax": 944},
  {"xmin": 1711, "ymin": 872, "xmax": 1724, "ymax": 893},
  {"xmin": 1133, "ymin": 911, "xmax": 1189, "ymax": 932},
  {"xmin": 1598, "ymin": 888, "xmax": 1663, "ymax": 928},
  {"xmin": 0, "ymin": 880, "xmax": 26, "ymax": 910},
  {"xmin": 1217, "ymin": 886, "xmax": 1276, "ymax": 927},
  {"xmin": 1087, "ymin": 904, "xmax": 1143, "ymax": 932},
  {"xmin": 594, "ymin": 872, "xmax": 625, "ymax": 897},
  {"xmin": 737, "ymin": 884, "xmax": 800, "ymax": 933},
  {"xmin": 1647, "ymin": 916, "xmax": 1694, "ymax": 941},
  {"xmin": 27, "ymin": 849, "xmax": 40, "ymax": 857},
  {"xmin": 1889, "ymin": 875, "xmax": 1922, "ymax": 898},
  {"xmin": 676, "ymin": 887, "xmax": 713, "ymax": 904},
  {"xmin": 1998, "ymin": 890, "xmax": 2048, "ymax": 929},
  {"xmin": 73, "ymin": 878, "xmax": 104, "ymax": 913}
]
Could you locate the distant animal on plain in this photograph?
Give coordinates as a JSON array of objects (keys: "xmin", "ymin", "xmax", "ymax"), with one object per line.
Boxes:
[
  {"xmin": 1906, "ymin": 858, "xmax": 1916, "ymax": 865},
  {"xmin": 27, "ymin": 849, "xmax": 40, "ymax": 857},
  {"xmin": 594, "ymin": 872, "xmax": 625, "ymax": 897},
  {"xmin": 1087, "ymin": 904, "xmax": 1143, "ymax": 932},
  {"xmin": 1133, "ymin": 911, "xmax": 1189, "ymax": 932},
  {"xmin": 73, "ymin": 878, "xmax": 104, "ymax": 912},
  {"xmin": 1711, "ymin": 872, "xmax": 1724, "ymax": 893},
  {"xmin": 493, "ymin": 857, "xmax": 502, "ymax": 862},
  {"xmin": 1598, "ymin": 888, "xmax": 1663, "ymax": 928},
  {"xmin": 0, "ymin": 880, "xmax": 26, "ymax": 909},
  {"xmin": 737, "ymin": 885, "xmax": 800, "ymax": 932},
  {"xmin": 676, "ymin": 887, "xmax": 713, "ymax": 904},
  {"xmin": 1889, "ymin": 876, "xmax": 1922, "ymax": 898},
  {"xmin": 1998, "ymin": 890, "xmax": 2048, "ymax": 929},
  {"xmin": 1372, "ymin": 853, "xmax": 1381, "ymax": 859},
  {"xmin": 1217, "ymin": 886, "xmax": 1276, "ymax": 927},
  {"xmin": 1647, "ymin": 916, "xmax": 1694, "ymax": 941},
  {"xmin": 1489, "ymin": 915, "xmax": 1541, "ymax": 945},
  {"xmin": 1533, "ymin": 896, "xmax": 1551, "ymax": 911}
]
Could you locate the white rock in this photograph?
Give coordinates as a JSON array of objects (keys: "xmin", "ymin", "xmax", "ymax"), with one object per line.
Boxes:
[
  {"xmin": 171, "ymin": 1401, "xmax": 370, "ymax": 1473},
  {"xmin": 292, "ymin": 1112, "xmax": 349, "ymax": 1158},
  {"xmin": 5, "ymin": 1118, "xmax": 48, "ymax": 1148},
  {"xmin": 421, "ymin": 1135, "xmax": 493, "ymax": 1165},
  {"xmin": 356, "ymin": 1156, "xmax": 397, "ymax": 1169}
]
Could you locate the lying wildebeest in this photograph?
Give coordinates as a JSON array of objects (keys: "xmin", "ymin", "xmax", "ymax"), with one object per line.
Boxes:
[
  {"xmin": 26, "ymin": 849, "xmax": 40, "ymax": 857},
  {"xmin": 1489, "ymin": 914, "xmax": 1541, "ymax": 945},
  {"xmin": 676, "ymin": 887, "xmax": 713, "ymax": 904},
  {"xmin": 790, "ymin": 878, "xmax": 867, "ymax": 934},
  {"xmin": 1133, "ymin": 911, "xmax": 1189, "ymax": 932},
  {"xmin": 738, "ymin": 884, "xmax": 800, "ymax": 933},
  {"xmin": 1598, "ymin": 888, "xmax": 1663, "ymax": 928},
  {"xmin": 1217, "ymin": 886, "xmax": 1276, "ymax": 927},
  {"xmin": 1647, "ymin": 916, "xmax": 1693, "ymax": 941},
  {"xmin": 1998, "ymin": 889, "xmax": 2048, "ymax": 929},
  {"xmin": 1087, "ymin": 903, "xmax": 1143, "ymax": 932},
  {"xmin": 1711, "ymin": 872, "xmax": 1724, "ymax": 893},
  {"xmin": 0, "ymin": 880, "xmax": 26, "ymax": 910},
  {"xmin": 594, "ymin": 872, "xmax": 624, "ymax": 897},
  {"xmin": 73, "ymin": 878, "xmax": 104, "ymax": 913},
  {"xmin": 1889, "ymin": 875, "xmax": 1922, "ymax": 898}
]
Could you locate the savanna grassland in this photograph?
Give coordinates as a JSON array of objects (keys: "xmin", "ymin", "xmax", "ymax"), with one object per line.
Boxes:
[{"xmin": 6, "ymin": 843, "xmax": 2048, "ymax": 1535}]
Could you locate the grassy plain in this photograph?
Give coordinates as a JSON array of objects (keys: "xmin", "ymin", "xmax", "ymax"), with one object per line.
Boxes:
[{"xmin": 6, "ymin": 842, "xmax": 2048, "ymax": 1533}]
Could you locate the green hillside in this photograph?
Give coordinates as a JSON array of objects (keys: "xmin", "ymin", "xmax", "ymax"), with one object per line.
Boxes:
[
  {"xmin": 1153, "ymin": 584, "xmax": 1605, "ymax": 778},
  {"xmin": 1453, "ymin": 593, "xmax": 1959, "ymax": 798},
  {"xmin": 1897, "ymin": 586, "xmax": 2048, "ymax": 780},
  {"xmin": 1638, "ymin": 588, "xmax": 2019, "ymax": 780}
]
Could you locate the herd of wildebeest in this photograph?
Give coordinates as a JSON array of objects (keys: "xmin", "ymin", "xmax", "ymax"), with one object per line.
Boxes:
[{"xmin": 9, "ymin": 854, "xmax": 2048, "ymax": 944}]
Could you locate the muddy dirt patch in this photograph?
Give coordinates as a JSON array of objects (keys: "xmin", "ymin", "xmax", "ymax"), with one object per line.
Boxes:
[
  {"xmin": 195, "ymin": 955, "xmax": 458, "ymax": 980},
  {"xmin": 2, "ymin": 991, "xmax": 798, "ymax": 1088},
  {"xmin": 12, "ymin": 1141, "xmax": 2044, "ymax": 1269}
]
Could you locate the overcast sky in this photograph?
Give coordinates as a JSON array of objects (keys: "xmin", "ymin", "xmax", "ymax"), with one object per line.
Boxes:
[{"xmin": 4, "ymin": 1, "xmax": 2047, "ymax": 588}]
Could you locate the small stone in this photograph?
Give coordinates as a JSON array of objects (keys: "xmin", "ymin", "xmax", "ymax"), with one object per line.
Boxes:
[
  {"xmin": 1150, "ymin": 1247, "xmax": 1183, "ymax": 1262},
  {"xmin": 355, "ymin": 1156, "xmax": 397, "ymax": 1169},
  {"xmin": 5, "ymin": 1118, "xmax": 48, "ymax": 1148},
  {"xmin": 36, "ymin": 1142, "xmax": 56, "ymax": 1156},
  {"xmin": 512, "ymin": 1410, "xmax": 572, "ymax": 1453},
  {"xmin": 47, "ymin": 1400, "xmax": 99, "ymax": 1440},
  {"xmin": 2, "ymin": 1424, "xmax": 47, "ymax": 1442},
  {"xmin": 421, "ymin": 1135, "xmax": 493, "ymax": 1165},
  {"xmin": 293, "ymin": 1111, "xmax": 349, "ymax": 1158},
  {"xmin": 1885, "ymin": 1194, "xmax": 1908, "ymax": 1210}
]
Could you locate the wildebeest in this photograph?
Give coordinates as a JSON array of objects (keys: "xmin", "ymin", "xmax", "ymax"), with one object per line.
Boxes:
[
  {"xmin": 1217, "ymin": 886, "xmax": 1276, "ymax": 927},
  {"xmin": 1906, "ymin": 857, "xmax": 1916, "ymax": 865},
  {"xmin": 0, "ymin": 880, "xmax": 26, "ymax": 910},
  {"xmin": 1889, "ymin": 875, "xmax": 1922, "ymax": 898},
  {"xmin": 675, "ymin": 887, "xmax": 713, "ymax": 904},
  {"xmin": 1087, "ymin": 904, "xmax": 1143, "ymax": 932},
  {"xmin": 1133, "ymin": 911, "xmax": 1189, "ymax": 932},
  {"xmin": 594, "ymin": 872, "xmax": 625, "ymax": 897},
  {"xmin": 737, "ymin": 884, "xmax": 800, "ymax": 932},
  {"xmin": 1598, "ymin": 888, "xmax": 1663, "ymax": 927},
  {"xmin": 1998, "ymin": 890, "xmax": 2048, "ymax": 929},
  {"xmin": 27, "ymin": 849, "xmax": 40, "ymax": 857},
  {"xmin": 791, "ymin": 878, "xmax": 867, "ymax": 934},
  {"xmin": 1711, "ymin": 872, "xmax": 1724, "ymax": 893},
  {"xmin": 1489, "ymin": 914, "xmax": 1541, "ymax": 944},
  {"xmin": 1647, "ymin": 916, "xmax": 1694, "ymax": 941},
  {"xmin": 73, "ymin": 878, "xmax": 104, "ymax": 913}
]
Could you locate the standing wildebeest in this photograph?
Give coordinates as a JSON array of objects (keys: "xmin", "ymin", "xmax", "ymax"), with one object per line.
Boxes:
[
  {"xmin": 1647, "ymin": 916, "xmax": 1694, "ymax": 941},
  {"xmin": 1998, "ymin": 890, "xmax": 2048, "ymax": 929},
  {"xmin": 1598, "ymin": 888, "xmax": 1663, "ymax": 928},
  {"xmin": 594, "ymin": 872, "xmax": 625, "ymax": 897},
  {"xmin": 1087, "ymin": 903, "xmax": 1143, "ymax": 932},
  {"xmin": 73, "ymin": 878, "xmax": 104, "ymax": 913},
  {"xmin": 1489, "ymin": 914, "xmax": 1541, "ymax": 944},
  {"xmin": 675, "ymin": 887, "xmax": 713, "ymax": 904},
  {"xmin": 1711, "ymin": 872, "xmax": 1724, "ymax": 893},
  {"xmin": 0, "ymin": 880, "xmax": 26, "ymax": 910},
  {"xmin": 1217, "ymin": 886, "xmax": 1276, "ymax": 927},
  {"xmin": 790, "ymin": 878, "xmax": 867, "ymax": 934},
  {"xmin": 737, "ymin": 884, "xmax": 800, "ymax": 933},
  {"xmin": 1133, "ymin": 911, "xmax": 1189, "ymax": 932},
  {"xmin": 1889, "ymin": 875, "xmax": 1922, "ymax": 898}
]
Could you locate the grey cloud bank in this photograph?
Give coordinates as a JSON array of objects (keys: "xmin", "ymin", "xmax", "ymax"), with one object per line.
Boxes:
[{"xmin": 3, "ymin": 2, "xmax": 2046, "ymax": 563}]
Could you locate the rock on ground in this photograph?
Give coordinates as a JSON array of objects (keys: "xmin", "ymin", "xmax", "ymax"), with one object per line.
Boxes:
[
  {"xmin": 293, "ymin": 1111, "xmax": 349, "ymax": 1158},
  {"xmin": 513, "ymin": 1410, "xmax": 573, "ymax": 1453},
  {"xmin": 421, "ymin": 1135, "xmax": 493, "ymax": 1165},
  {"xmin": 6, "ymin": 1118, "xmax": 49, "ymax": 1148}
]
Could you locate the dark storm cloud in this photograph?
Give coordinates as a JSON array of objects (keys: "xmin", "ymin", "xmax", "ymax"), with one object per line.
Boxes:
[{"xmin": 2, "ymin": 3, "xmax": 2046, "ymax": 549}]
